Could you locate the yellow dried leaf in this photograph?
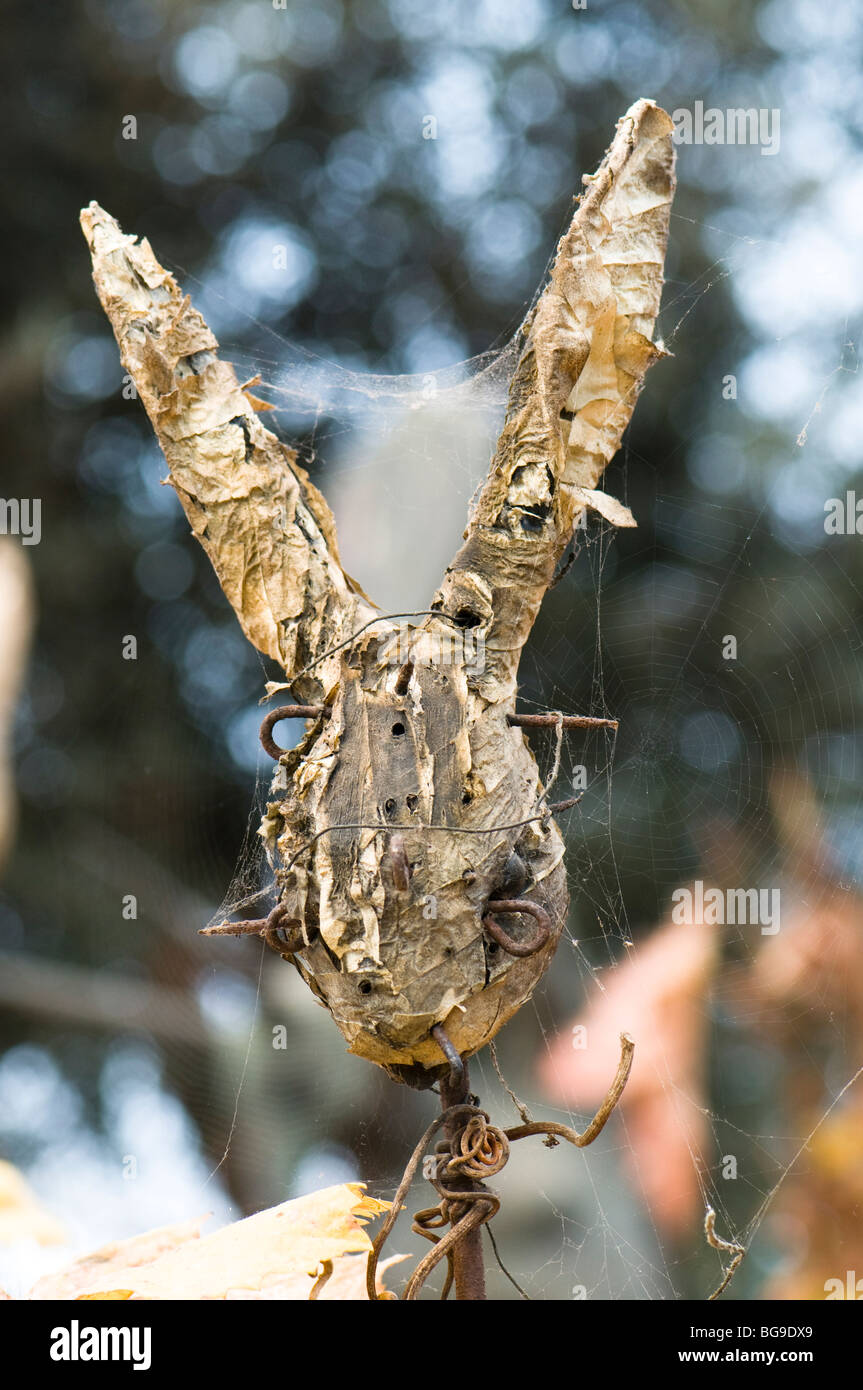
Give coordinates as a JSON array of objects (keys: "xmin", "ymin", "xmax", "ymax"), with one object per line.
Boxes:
[
  {"xmin": 30, "ymin": 1215, "xmax": 206, "ymax": 1299},
  {"xmin": 77, "ymin": 1289, "xmax": 134, "ymax": 1301},
  {"xmin": 242, "ymin": 390, "xmax": 276, "ymax": 413},
  {"xmin": 224, "ymin": 1251, "xmax": 408, "ymax": 1300},
  {"xmin": 68, "ymin": 1184, "xmax": 388, "ymax": 1301}
]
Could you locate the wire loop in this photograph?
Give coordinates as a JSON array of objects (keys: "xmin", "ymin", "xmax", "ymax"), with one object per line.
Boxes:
[
  {"xmin": 482, "ymin": 897, "xmax": 552, "ymax": 958},
  {"xmin": 259, "ymin": 704, "xmax": 326, "ymax": 760}
]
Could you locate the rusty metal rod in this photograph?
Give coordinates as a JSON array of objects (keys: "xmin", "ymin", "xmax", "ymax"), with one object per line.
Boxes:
[
  {"xmin": 259, "ymin": 704, "xmax": 327, "ymax": 759},
  {"xmin": 431, "ymin": 1021, "xmax": 464, "ymax": 1091},
  {"xmin": 438, "ymin": 1045, "xmax": 486, "ymax": 1301},
  {"xmin": 508, "ymin": 712, "xmax": 618, "ymax": 731},
  {"xmin": 199, "ymin": 903, "xmax": 309, "ymax": 956}
]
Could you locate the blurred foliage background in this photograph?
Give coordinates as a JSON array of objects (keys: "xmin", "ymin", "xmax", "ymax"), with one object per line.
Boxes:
[{"xmin": 1, "ymin": 0, "xmax": 862, "ymax": 1299}]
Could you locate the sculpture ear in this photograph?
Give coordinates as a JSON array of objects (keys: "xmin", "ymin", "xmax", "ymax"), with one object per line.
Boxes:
[
  {"xmin": 431, "ymin": 99, "xmax": 676, "ymax": 702},
  {"xmin": 80, "ymin": 204, "xmax": 377, "ymax": 701}
]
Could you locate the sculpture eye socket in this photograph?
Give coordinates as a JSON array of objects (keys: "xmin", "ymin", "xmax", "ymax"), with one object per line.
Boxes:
[
  {"xmin": 499, "ymin": 851, "xmax": 529, "ymax": 896},
  {"xmin": 358, "ymin": 980, "xmax": 373, "ymax": 995},
  {"xmin": 453, "ymin": 607, "xmax": 481, "ymax": 629}
]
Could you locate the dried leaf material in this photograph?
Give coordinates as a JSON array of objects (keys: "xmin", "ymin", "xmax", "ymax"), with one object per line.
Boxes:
[
  {"xmin": 30, "ymin": 1216, "xmax": 206, "ymax": 1299},
  {"xmin": 432, "ymin": 99, "xmax": 675, "ymax": 701},
  {"xmin": 224, "ymin": 1251, "xmax": 408, "ymax": 1301},
  {"xmin": 81, "ymin": 102, "xmax": 674, "ymax": 1087},
  {"xmin": 0, "ymin": 1160, "xmax": 66, "ymax": 1247},
  {"xmin": 51, "ymin": 1184, "xmax": 388, "ymax": 1301},
  {"xmin": 79, "ymin": 203, "xmax": 376, "ymax": 702}
]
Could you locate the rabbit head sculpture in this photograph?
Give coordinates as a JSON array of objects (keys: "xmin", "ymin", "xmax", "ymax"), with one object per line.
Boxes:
[{"xmin": 82, "ymin": 99, "xmax": 675, "ymax": 1087}]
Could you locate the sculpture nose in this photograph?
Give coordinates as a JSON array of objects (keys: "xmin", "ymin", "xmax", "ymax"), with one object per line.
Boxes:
[{"xmin": 385, "ymin": 832, "xmax": 411, "ymax": 892}]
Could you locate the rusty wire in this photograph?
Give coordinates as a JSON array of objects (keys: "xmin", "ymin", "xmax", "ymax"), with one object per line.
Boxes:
[
  {"xmin": 366, "ymin": 1103, "xmax": 475, "ymax": 1301},
  {"xmin": 368, "ymin": 1031, "xmax": 635, "ymax": 1300},
  {"xmin": 259, "ymin": 703, "xmax": 327, "ymax": 759},
  {"xmin": 401, "ymin": 1105, "xmax": 507, "ymax": 1301},
  {"xmin": 482, "ymin": 897, "xmax": 552, "ymax": 958},
  {"xmin": 430, "ymin": 1022, "xmax": 464, "ymax": 1089}
]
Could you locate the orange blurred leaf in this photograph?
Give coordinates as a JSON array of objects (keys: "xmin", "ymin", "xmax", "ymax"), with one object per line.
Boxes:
[{"xmin": 538, "ymin": 912, "xmax": 720, "ymax": 1237}]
